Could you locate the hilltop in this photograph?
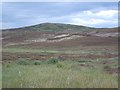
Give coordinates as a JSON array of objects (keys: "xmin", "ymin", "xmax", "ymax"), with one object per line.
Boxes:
[{"xmin": 2, "ymin": 23, "xmax": 95, "ymax": 32}]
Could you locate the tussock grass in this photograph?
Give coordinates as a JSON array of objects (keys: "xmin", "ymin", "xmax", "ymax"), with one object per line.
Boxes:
[
  {"xmin": 2, "ymin": 60, "xmax": 118, "ymax": 88},
  {"xmin": 47, "ymin": 58, "xmax": 59, "ymax": 64}
]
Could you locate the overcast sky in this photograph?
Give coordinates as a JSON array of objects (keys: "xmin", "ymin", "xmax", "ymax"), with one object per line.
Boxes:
[{"xmin": 1, "ymin": 2, "xmax": 118, "ymax": 29}]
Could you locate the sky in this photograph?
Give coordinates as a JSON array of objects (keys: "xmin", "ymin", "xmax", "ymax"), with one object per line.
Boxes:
[{"xmin": 1, "ymin": 2, "xmax": 118, "ymax": 29}]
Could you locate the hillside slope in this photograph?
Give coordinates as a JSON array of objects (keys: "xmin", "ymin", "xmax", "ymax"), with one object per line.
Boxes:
[
  {"xmin": 2, "ymin": 23, "xmax": 95, "ymax": 32},
  {"xmin": 2, "ymin": 23, "xmax": 118, "ymax": 49}
]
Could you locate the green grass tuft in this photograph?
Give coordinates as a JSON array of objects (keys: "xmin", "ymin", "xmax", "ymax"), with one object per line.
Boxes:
[
  {"xmin": 47, "ymin": 58, "xmax": 59, "ymax": 64},
  {"xmin": 17, "ymin": 59, "xmax": 31, "ymax": 65},
  {"xmin": 34, "ymin": 61, "xmax": 41, "ymax": 65},
  {"xmin": 56, "ymin": 62, "xmax": 65, "ymax": 68}
]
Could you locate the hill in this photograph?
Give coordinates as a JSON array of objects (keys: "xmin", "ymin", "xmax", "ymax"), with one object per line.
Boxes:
[
  {"xmin": 2, "ymin": 23, "xmax": 118, "ymax": 49},
  {"xmin": 2, "ymin": 23, "xmax": 95, "ymax": 32}
]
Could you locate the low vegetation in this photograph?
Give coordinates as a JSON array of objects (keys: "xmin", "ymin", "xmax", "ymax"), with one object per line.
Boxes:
[
  {"xmin": 3, "ymin": 47, "xmax": 118, "ymax": 55},
  {"xmin": 2, "ymin": 58, "xmax": 118, "ymax": 88}
]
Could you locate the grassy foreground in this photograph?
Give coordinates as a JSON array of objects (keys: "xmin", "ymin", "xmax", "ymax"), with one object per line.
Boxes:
[{"xmin": 2, "ymin": 59, "xmax": 118, "ymax": 88}]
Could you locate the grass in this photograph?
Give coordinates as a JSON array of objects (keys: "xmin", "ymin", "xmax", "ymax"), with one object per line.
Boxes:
[
  {"xmin": 2, "ymin": 48, "xmax": 58, "ymax": 53},
  {"xmin": 2, "ymin": 47, "xmax": 118, "ymax": 88},
  {"xmin": 47, "ymin": 58, "xmax": 59, "ymax": 64},
  {"xmin": 2, "ymin": 58, "xmax": 118, "ymax": 88},
  {"xmin": 2, "ymin": 47, "xmax": 118, "ymax": 55}
]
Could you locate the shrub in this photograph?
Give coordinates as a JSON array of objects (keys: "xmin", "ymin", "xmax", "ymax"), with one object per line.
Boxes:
[
  {"xmin": 47, "ymin": 58, "xmax": 59, "ymax": 64},
  {"xmin": 6, "ymin": 64, "xmax": 11, "ymax": 68},
  {"xmin": 17, "ymin": 59, "xmax": 30, "ymax": 65},
  {"xmin": 78, "ymin": 60, "xmax": 86, "ymax": 63},
  {"xmin": 34, "ymin": 61, "xmax": 41, "ymax": 65},
  {"xmin": 78, "ymin": 59, "xmax": 91, "ymax": 63}
]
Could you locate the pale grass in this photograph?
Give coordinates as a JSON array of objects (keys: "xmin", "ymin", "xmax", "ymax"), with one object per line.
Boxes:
[{"xmin": 2, "ymin": 62, "xmax": 118, "ymax": 88}]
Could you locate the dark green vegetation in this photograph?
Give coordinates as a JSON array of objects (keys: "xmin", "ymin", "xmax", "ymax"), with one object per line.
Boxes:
[{"xmin": 2, "ymin": 23, "xmax": 118, "ymax": 88}]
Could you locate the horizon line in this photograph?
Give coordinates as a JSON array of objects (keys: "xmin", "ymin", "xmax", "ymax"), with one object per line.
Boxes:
[{"xmin": 1, "ymin": 22, "xmax": 118, "ymax": 30}]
